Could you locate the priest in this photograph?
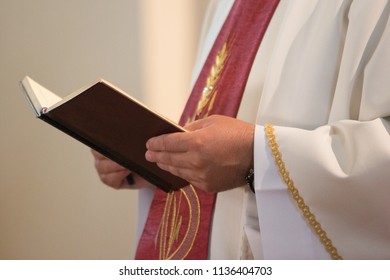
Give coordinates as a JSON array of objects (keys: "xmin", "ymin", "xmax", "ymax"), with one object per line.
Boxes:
[{"xmin": 92, "ymin": 0, "xmax": 390, "ymax": 259}]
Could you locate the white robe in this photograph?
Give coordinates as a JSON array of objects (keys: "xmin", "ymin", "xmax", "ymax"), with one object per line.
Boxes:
[{"xmin": 138, "ymin": 0, "xmax": 390, "ymax": 259}]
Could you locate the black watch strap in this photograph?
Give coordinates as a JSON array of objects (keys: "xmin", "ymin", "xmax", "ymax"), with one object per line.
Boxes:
[{"xmin": 246, "ymin": 168, "xmax": 255, "ymax": 193}]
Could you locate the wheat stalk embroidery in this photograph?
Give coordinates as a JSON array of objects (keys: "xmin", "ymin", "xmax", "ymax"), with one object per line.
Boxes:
[{"xmin": 187, "ymin": 41, "xmax": 230, "ymax": 124}]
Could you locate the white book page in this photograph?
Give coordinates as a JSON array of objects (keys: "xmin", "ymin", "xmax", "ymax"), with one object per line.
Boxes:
[{"xmin": 21, "ymin": 76, "xmax": 62, "ymax": 116}]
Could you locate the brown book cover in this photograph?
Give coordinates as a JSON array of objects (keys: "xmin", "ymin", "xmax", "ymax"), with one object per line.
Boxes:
[{"xmin": 20, "ymin": 76, "xmax": 188, "ymax": 192}]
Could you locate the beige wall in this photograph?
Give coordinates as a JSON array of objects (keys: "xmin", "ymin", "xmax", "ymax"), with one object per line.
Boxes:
[{"xmin": 0, "ymin": 0, "xmax": 208, "ymax": 259}]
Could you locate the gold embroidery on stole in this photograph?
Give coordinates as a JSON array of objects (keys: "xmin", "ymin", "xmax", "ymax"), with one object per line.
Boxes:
[
  {"xmin": 156, "ymin": 41, "xmax": 231, "ymax": 259},
  {"xmin": 187, "ymin": 41, "xmax": 231, "ymax": 123}
]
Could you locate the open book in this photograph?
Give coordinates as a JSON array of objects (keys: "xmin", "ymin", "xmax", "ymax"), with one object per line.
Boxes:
[{"xmin": 20, "ymin": 76, "xmax": 188, "ymax": 192}]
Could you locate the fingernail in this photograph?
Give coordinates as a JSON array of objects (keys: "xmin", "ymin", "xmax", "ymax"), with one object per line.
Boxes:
[{"xmin": 145, "ymin": 151, "xmax": 151, "ymax": 161}]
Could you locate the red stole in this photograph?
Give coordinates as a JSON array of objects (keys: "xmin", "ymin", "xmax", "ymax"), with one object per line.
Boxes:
[{"xmin": 135, "ymin": 0, "xmax": 279, "ymax": 260}]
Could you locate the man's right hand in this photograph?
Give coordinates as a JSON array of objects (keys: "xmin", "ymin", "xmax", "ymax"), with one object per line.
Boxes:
[{"xmin": 91, "ymin": 150, "xmax": 153, "ymax": 190}]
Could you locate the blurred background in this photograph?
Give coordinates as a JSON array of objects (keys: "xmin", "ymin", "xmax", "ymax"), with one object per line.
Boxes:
[{"xmin": 0, "ymin": 0, "xmax": 208, "ymax": 259}]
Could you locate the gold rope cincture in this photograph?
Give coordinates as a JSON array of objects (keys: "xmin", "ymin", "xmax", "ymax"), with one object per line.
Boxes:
[
  {"xmin": 156, "ymin": 41, "xmax": 231, "ymax": 260},
  {"xmin": 265, "ymin": 124, "xmax": 342, "ymax": 260}
]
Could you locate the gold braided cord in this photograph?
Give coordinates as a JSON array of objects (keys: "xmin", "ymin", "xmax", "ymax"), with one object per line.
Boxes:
[{"xmin": 264, "ymin": 124, "xmax": 342, "ymax": 260}]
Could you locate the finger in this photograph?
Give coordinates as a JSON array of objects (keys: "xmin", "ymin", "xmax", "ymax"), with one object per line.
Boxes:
[
  {"xmin": 91, "ymin": 150, "xmax": 128, "ymax": 171},
  {"xmin": 145, "ymin": 150, "xmax": 191, "ymax": 168},
  {"xmin": 100, "ymin": 169, "xmax": 131, "ymax": 189},
  {"xmin": 155, "ymin": 162, "xmax": 208, "ymax": 191},
  {"xmin": 155, "ymin": 162, "xmax": 193, "ymax": 183},
  {"xmin": 94, "ymin": 157, "xmax": 128, "ymax": 174},
  {"xmin": 91, "ymin": 150, "xmax": 132, "ymax": 189},
  {"xmin": 146, "ymin": 132, "xmax": 191, "ymax": 152}
]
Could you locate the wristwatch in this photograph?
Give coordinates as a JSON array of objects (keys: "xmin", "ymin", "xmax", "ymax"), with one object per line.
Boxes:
[{"xmin": 246, "ymin": 168, "xmax": 255, "ymax": 193}]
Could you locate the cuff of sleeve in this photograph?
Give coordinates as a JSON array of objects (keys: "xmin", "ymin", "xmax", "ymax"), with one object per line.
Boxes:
[
  {"xmin": 253, "ymin": 125, "xmax": 329, "ymax": 259},
  {"xmin": 254, "ymin": 125, "xmax": 286, "ymax": 192}
]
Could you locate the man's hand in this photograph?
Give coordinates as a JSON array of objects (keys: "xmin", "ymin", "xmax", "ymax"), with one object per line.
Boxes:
[
  {"xmin": 91, "ymin": 150, "xmax": 131, "ymax": 189},
  {"xmin": 145, "ymin": 115, "xmax": 254, "ymax": 192},
  {"xmin": 91, "ymin": 150, "xmax": 152, "ymax": 190}
]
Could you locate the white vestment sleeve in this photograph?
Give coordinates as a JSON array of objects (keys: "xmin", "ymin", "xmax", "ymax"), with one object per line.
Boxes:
[
  {"xmin": 264, "ymin": 119, "xmax": 390, "ymax": 259},
  {"xmin": 254, "ymin": 126, "xmax": 330, "ymax": 259}
]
